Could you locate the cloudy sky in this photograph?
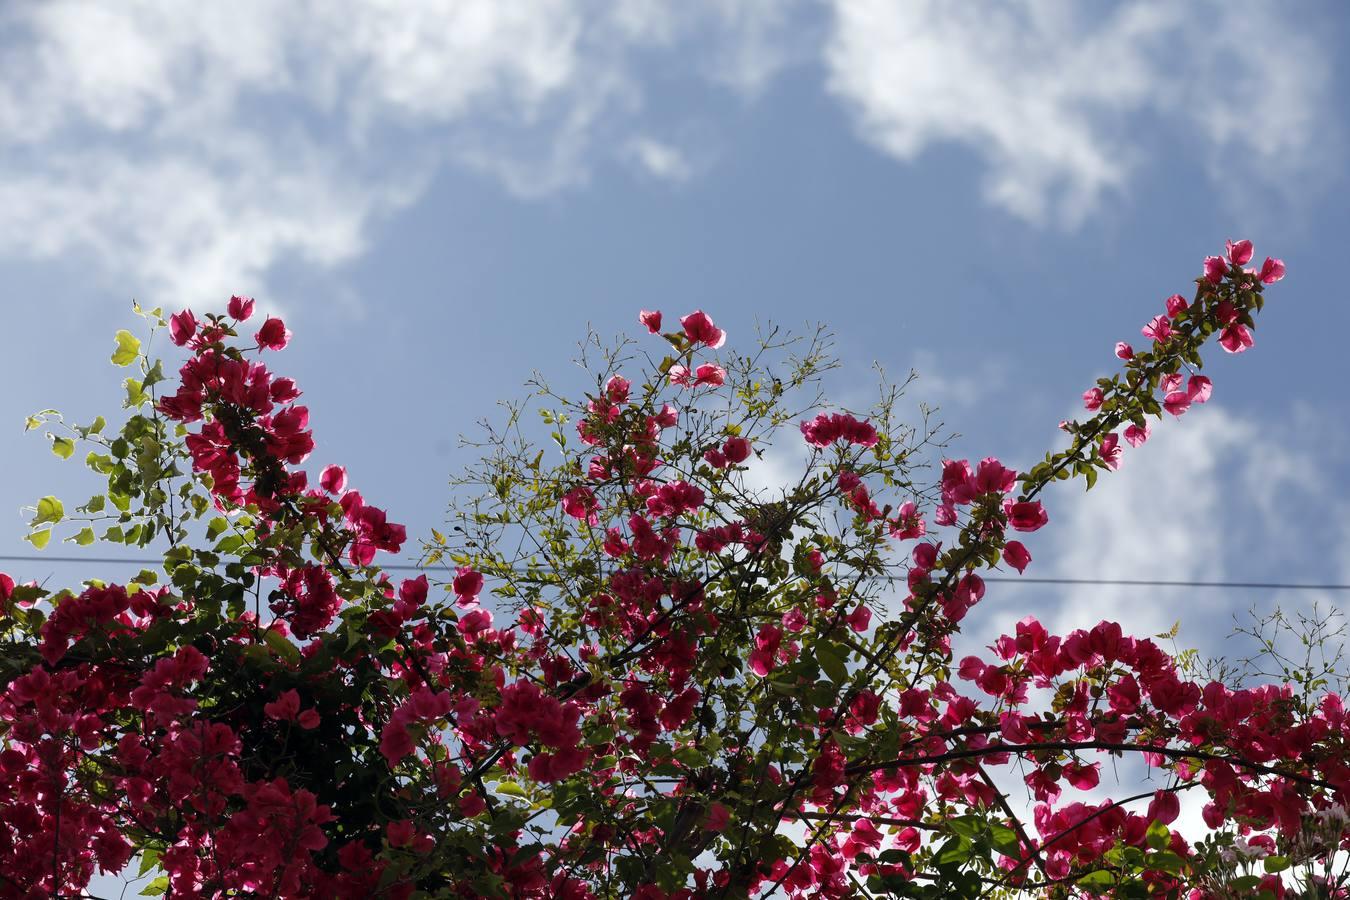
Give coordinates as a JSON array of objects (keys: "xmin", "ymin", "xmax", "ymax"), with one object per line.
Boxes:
[{"xmin": 2, "ymin": 1, "xmax": 1349, "ymax": 887}]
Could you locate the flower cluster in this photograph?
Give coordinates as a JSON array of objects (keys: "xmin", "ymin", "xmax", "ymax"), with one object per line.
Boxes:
[{"xmin": 2, "ymin": 246, "xmax": 1340, "ymax": 900}]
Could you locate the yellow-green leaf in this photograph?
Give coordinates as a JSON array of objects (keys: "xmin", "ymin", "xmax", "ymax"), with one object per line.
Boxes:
[
  {"xmin": 50, "ymin": 435, "xmax": 75, "ymax": 459},
  {"xmin": 33, "ymin": 496, "xmax": 64, "ymax": 525},
  {"xmin": 27, "ymin": 529, "xmax": 51, "ymax": 550},
  {"xmin": 111, "ymin": 330, "xmax": 141, "ymax": 366}
]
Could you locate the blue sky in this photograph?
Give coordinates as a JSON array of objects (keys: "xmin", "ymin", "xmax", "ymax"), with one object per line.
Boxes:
[{"xmin": 2, "ymin": 2, "xmax": 1349, "ymax": 888}]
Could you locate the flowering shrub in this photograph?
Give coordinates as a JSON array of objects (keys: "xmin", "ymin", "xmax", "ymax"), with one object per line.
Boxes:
[{"xmin": 2, "ymin": 243, "xmax": 1345, "ymax": 899}]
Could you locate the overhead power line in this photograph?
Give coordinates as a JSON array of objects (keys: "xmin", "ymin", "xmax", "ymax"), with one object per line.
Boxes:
[{"xmin": 0, "ymin": 554, "xmax": 1346, "ymax": 592}]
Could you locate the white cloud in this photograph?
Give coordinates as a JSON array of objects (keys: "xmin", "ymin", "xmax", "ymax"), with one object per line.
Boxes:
[
  {"xmin": 0, "ymin": 0, "xmax": 1335, "ymax": 310},
  {"xmin": 909, "ymin": 350, "xmax": 1010, "ymax": 412},
  {"xmin": 1005, "ymin": 404, "xmax": 1350, "ymax": 661},
  {"xmin": 823, "ymin": 0, "xmax": 1333, "ymax": 226},
  {"xmin": 0, "ymin": 0, "xmax": 805, "ymax": 310},
  {"xmin": 623, "ymin": 136, "xmax": 694, "ymax": 182}
]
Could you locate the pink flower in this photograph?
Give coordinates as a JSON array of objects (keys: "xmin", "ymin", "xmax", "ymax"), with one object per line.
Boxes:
[
  {"xmin": 1002, "ymin": 540, "xmax": 1031, "ymax": 574},
  {"xmin": 1203, "ymin": 255, "xmax": 1227, "ymax": 285},
  {"xmin": 999, "ymin": 712, "xmax": 1034, "ymax": 744},
  {"xmin": 1124, "ymin": 422, "xmax": 1151, "ymax": 447},
  {"xmin": 453, "ymin": 567, "xmax": 483, "ymax": 605},
  {"xmin": 703, "ymin": 448, "xmax": 728, "ymax": 468},
  {"xmin": 1064, "ymin": 762, "xmax": 1100, "ymax": 790},
  {"xmin": 256, "ymin": 316, "xmax": 291, "ymax": 350},
  {"xmin": 723, "ymin": 436, "xmax": 751, "ymax": 464},
  {"xmin": 271, "ymin": 377, "xmax": 301, "ymax": 403},
  {"xmin": 1142, "ymin": 315, "xmax": 1171, "ymax": 343},
  {"xmin": 847, "ymin": 604, "xmax": 872, "ymax": 633},
  {"xmin": 694, "ymin": 363, "xmax": 725, "ymax": 386},
  {"xmin": 387, "ymin": 820, "xmax": 415, "ymax": 848},
  {"xmin": 1160, "ymin": 372, "xmax": 1182, "ymax": 394},
  {"xmin": 264, "ymin": 689, "xmax": 302, "ymax": 721},
  {"xmin": 1007, "ymin": 501, "xmax": 1048, "ymax": 533},
  {"xmin": 668, "ymin": 364, "xmax": 693, "ymax": 386},
  {"xmin": 973, "ymin": 458, "xmax": 1017, "ymax": 495},
  {"xmin": 955, "ymin": 650, "xmax": 988, "ymax": 680},
  {"xmin": 1115, "ymin": 342, "xmax": 1134, "ymax": 360},
  {"xmin": 1099, "ymin": 432, "xmax": 1122, "ymax": 470},
  {"xmin": 680, "ymin": 310, "xmax": 726, "ymax": 348},
  {"xmin": 1165, "ymin": 294, "xmax": 1188, "ymax": 318},
  {"xmin": 890, "ymin": 500, "xmax": 926, "ymax": 540},
  {"xmin": 1218, "ymin": 323, "xmax": 1253, "ymax": 354},
  {"xmin": 605, "ymin": 375, "xmax": 630, "ymax": 404},
  {"xmin": 639, "ymin": 309, "xmax": 663, "ymax": 333},
  {"xmin": 1163, "ymin": 391, "xmax": 1191, "ymax": 417},
  {"xmin": 801, "ymin": 412, "xmax": 879, "ymax": 448},
  {"xmin": 1187, "ymin": 375, "xmax": 1212, "ymax": 404},
  {"xmin": 1082, "ymin": 388, "xmax": 1104, "ymax": 411},
  {"xmin": 706, "ymin": 802, "xmax": 730, "ymax": 832},
  {"xmin": 561, "ymin": 486, "xmax": 599, "ymax": 525},
  {"xmin": 958, "ymin": 656, "xmax": 985, "ymax": 681},
  {"xmin": 319, "ymin": 464, "xmax": 347, "ymax": 494},
  {"xmin": 1148, "ymin": 790, "xmax": 1180, "ymax": 825},
  {"xmin": 169, "ymin": 310, "xmax": 198, "ymax": 346},
  {"xmin": 1258, "ymin": 257, "xmax": 1285, "ymax": 284},
  {"xmin": 227, "ymin": 295, "xmax": 256, "ymax": 321},
  {"xmin": 1226, "ymin": 239, "xmax": 1253, "ymax": 267}
]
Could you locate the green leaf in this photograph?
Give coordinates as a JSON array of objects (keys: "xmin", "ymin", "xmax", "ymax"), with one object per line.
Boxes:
[
  {"xmin": 988, "ymin": 823, "xmax": 1022, "ymax": 857},
  {"xmin": 138, "ymin": 849, "xmax": 162, "ymax": 877},
  {"xmin": 72, "ymin": 527, "xmax": 96, "ymax": 546},
  {"xmin": 946, "ymin": 816, "xmax": 981, "ymax": 840},
  {"xmin": 674, "ymin": 746, "xmax": 704, "ymax": 767},
  {"xmin": 816, "ymin": 641, "xmax": 849, "ymax": 684},
  {"xmin": 33, "ymin": 496, "xmax": 64, "ymax": 525},
  {"xmin": 933, "ymin": 836, "xmax": 970, "ymax": 867},
  {"xmin": 1075, "ymin": 870, "xmax": 1115, "ymax": 888},
  {"xmin": 1263, "ymin": 855, "xmax": 1289, "ymax": 874},
  {"xmin": 1150, "ymin": 849, "xmax": 1184, "ymax": 874},
  {"xmin": 263, "ymin": 628, "xmax": 301, "ymax": 663},
  {"xmin": 496, "ymin": 781, "xmax": 528, "ymax": 797},
  {"xmin": 140, "ymin": 875, "xmax": 169, "ymax": 896},
  {"xmin": 50, "ymin": 436, "xmax": 75, "ymax": 459},
  {"xmin": 111, "ymin": 329, "xmax": 141, "ymax": 366},
  {"xmin": 26, "ymin": 529, "xmax": 51, "ymax": 550}
]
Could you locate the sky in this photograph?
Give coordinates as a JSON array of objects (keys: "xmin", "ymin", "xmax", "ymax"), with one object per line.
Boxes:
[{"xmin": 1, "ymin": 1, "xmax": 1349, "ymax": 893}]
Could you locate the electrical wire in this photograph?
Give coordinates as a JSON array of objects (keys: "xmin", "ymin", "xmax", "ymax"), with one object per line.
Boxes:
[{"xmin": 0, "ymin": 554, "xmax": 1346, "ymax": 591}]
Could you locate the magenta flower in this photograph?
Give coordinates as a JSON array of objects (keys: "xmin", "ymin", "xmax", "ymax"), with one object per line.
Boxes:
[
  {"xmin": 1219, "ymin": 323, "xmax": 1254, "ymax": 354},
  {"xmin": 1203, "ymin": 255, "xmax": 1227, "ymax": 285},
  {"xmin": 680, "ymin": 309, "xmax": 726, "ymax": 348},
  {"xmin": 1259, "ymin": 257, "xmax": 1286, "ymax": 284},
  {"xmin": 227, "ymin": 295, "xmax": 255, "ymax": 321},
  {"xmin": 1002, "ymin": 540, "xmax": 1031, "ymax": 574},
  {"xmin": 1142, "ymin": 315, "xmax": 1171, "ymax": 343},
  {"xmin": 1099, "ymin": 432, "xmax": 1122, "ymax": 470},
  {"xmin": 1226, "ymin": 239, "xmax": 1253, "ymax": 267}
]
